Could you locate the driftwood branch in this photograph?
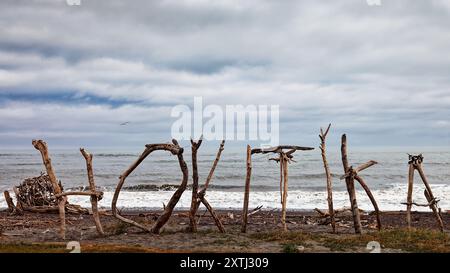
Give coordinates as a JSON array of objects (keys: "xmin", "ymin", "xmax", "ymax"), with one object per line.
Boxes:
[
  {"xmin": 341, "ymin": 134, "xmax": 362, "ymax": 234},
  {"xmin": 415, "ymin": 161, "xmax": 444, "ymax": 232},
  {"xmin": 4, "ymin": 191, "xmax": 22, "ymax": 215},
  {"xmin": 247, "ymin": 205, "xmax": 263, "ymax": 217},
  {"xmin": 340, "ymin": 160, "xmax": 378, "ymax": 180},
  {"xmin": 241, "ymin": 145, "xmax": 252, "ymax": 233},
  {"xmin": 80, "ymin": 148, "xmax": 105, "ymax": 236},
  {"xmin": 319, "ymin": 123, "xmax": 335, "ymax": 233},
  {"xmin": 32, "ymin": 139, "xmax": 67, "ymax": 239},
  {"xmin": 189, "ymin": 137, "xmax": 202, "ymax": 232},
  {"xmin": 281, "ymin": 153, "xmax": 289, "ymax": 231},
  {"xmin": 201, "ymin": 197, "xmax": 226, "ymax": 233},
  {"xmin": 354, "ymin": 175, "xmax": 381, "ymax": 230},
  {"xmin": 251, "ymin": 145, "xmax": 314, "ymax": 155}
]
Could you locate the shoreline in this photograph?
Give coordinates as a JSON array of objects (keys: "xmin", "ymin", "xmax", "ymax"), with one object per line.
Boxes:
[{"xmin": 1, "ymin": 208, "xmax": 449, "ymax": 253}]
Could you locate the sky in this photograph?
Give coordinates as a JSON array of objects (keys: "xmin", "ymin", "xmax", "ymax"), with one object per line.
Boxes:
[{"xmin": 0, "ymin": 0, "xmax": 449, "ymax": 150}]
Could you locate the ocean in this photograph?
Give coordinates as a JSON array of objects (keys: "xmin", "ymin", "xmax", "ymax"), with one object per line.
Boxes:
[{"xmin": 1, "ymin": 145, "xmax": 449, "ymax": 211}]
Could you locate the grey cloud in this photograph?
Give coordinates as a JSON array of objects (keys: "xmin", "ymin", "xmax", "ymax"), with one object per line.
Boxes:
[{"xmin": 0, "ymin": 0, "xmax": 449, "ymax": 147}]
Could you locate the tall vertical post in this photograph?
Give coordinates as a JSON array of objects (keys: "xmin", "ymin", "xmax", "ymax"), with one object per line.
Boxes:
[{"xmin": 241, "ymin": 145, "xmax": 252, "ymax": 233}]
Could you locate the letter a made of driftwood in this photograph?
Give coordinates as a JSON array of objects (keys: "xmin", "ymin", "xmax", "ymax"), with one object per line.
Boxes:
[
  {"xmin": 340, "ymin": 135, "xmax": 381, "ymax": 234},
  {"xmin": 404, "ymin": 154, "xmax": 444, "ymax": 232},
  {"xmin": 189, "ymin": 138, "xmax": 226, "ymax": 233},
  {"xmin": 241, "ymin": 145, "xmax": 314, "ymax": 233},
  {"xmin": 112, "ymin": 139, "xmax": 188, "ymax": 234}
]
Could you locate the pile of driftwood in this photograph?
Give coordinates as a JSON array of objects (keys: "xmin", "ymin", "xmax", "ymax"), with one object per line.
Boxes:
[{"xmin": 5, "ymin": 173, "xmax": 88, "ymax": 215}]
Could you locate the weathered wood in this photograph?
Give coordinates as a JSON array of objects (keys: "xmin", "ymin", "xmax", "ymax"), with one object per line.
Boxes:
[
  {"xmin": 111, "ymin": 140, "xmax": 188, "ymax": 233},
  {"xmin": 354, "ymin": 175, "xmax": 381, "ymax": 230},
  {"xmin": 340, "ymin": 160, "xmax": 378, "ymax": 180},
  {"xmin": 415, "ymin": 163, "xmax": 444, "ymax": 232},
  {"xmin": 279, "ymin": 155, "xmax": 283, "ymax": 204},
  {"xmin": 12, "ymin": 187, "xmax": 23, "ymax": 211},
  {"xmin": 152, "ymin": 146, "xmax": 189, "ymax": 234},
  {"xmin": 190, "ymin": 140, "xmax": 226, "ymax": 233},
  {"xmin": 3, "ymin": 191, "xmax": 21, "ymax": 215},
  {"xmin": 241, "ymin": 145, "xmax": 252, "ymax": 233},
  {"xmin": 80, "ymin": 148, "xmax": 105, "ymax": 236},
  {"xmin": 189, "ymin": 138, "xmax": 202, "ymax": 232},
  {"xmin": 406, "ymin": 163, "xmax": 414, "ymax": 229},
  {"xmin": 32, "ymin": 139, "xmax": 67, "ymax": 239},
  {"xmin": 341, "ymin": 134, "xmax": 362, "ymax": 234},
  {"xmin": 251, "ymin": 145, "xmax": 314, "ymax": 155},
  {"xmin": 54, "ymin": 191, "xmax": 102, "ymax": 198},
  {"xmin": 200, "ymin": 140, "xmax": 225, "ymax": 194},
  {"xmin": 319, "ymin": 123, "xmax": 335, "ymax": 233},
  {"xmin": 201, "ymin": 197, "xmax": 225, "ymax": 233},
  {"xmin": 281, "ymin": 154, "xmax": 289, "ymax": 231}
]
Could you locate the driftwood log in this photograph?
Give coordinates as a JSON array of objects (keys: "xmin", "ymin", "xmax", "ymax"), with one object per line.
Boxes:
[
  {"xmin": 112, "ymin": 139, "xmax": 188, "ymax": 234},
  {"xmin": 341, "ymin": 135, "xmax": 361, "ymax": 234},
  {"xmin": 32, "ymin": 139, "xmax": 68, "ymax": 239},
  {"xmin": 189, "ymin": 138, "xmax": 202, "ymax": 232},
  {"xmin": 319, "ymin": 123, "xmax": 335, "ymax": 233},
  {"xmin": 241, "ymin": 145, "xmax": 252, "ymax": 233},
  {"xmin": 241, "ymin": 144, "xmax": 314, "ymax": 233},
  {"xmin": 3, "ymin": 190, "xmax": 22, "ymax": 215},
  {"xmin": 405, "ymin": 154, "xmax": 444, "ymax": 232}
]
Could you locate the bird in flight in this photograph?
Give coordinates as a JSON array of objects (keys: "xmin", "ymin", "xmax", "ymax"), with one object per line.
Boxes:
[{"xmin": 120, "ymin": 121, "xmax": 130, "ymax": 126}]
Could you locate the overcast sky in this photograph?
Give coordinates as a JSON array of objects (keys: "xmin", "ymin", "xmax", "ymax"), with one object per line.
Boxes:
[{"xmin": 0, "ymin": 0, "xmax": 449, "ymax": 149}]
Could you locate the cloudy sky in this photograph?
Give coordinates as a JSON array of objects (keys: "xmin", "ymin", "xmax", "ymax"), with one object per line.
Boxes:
[{"xmin": 0, "ymin": 0, "xmax": 449, "ymax": 149}]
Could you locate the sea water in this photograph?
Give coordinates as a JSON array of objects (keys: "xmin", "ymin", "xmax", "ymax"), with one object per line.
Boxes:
[{"xmin": 0, "ymin": 146, "xmax": 449, "ymax": 211}]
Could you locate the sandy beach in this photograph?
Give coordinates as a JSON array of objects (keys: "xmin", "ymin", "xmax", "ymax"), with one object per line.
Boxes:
[{"xmin": 1, "ymin": 209, "xmax": 449, "ymax": 253}]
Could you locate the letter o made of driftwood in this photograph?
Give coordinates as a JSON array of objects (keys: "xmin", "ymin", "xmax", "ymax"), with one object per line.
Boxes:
[{"xmin": 111, "ymin": 141, "xmax": 188, "ymax": 233}]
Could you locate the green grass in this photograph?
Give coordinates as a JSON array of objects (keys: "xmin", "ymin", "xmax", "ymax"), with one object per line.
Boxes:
[
  {"xmin": 281, "ymin": 243, "xmax": 299, "ymax": 253},
  {"xmin": 250, "ymin": 228, "xmax": 450, "ymax": 252},
  {"xmin": 320, "ymin": 228, "xmax": 450, "ymax": 252}
]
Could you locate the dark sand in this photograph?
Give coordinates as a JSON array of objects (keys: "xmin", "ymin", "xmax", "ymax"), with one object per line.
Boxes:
[{"xmin": 1, "ymin": 209, "xmax": 449, "ymax": 253}]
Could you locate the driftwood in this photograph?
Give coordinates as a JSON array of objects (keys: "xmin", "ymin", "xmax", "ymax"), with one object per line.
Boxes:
[
  {"xmin": 32, "ymin": 139, "xmax": 67, "ymax": 239},
  {"xmin": 354, "ymin": 175, "xmax": 381, "ymax": 230},
  {"xmin": 319, "ymin": 123, "xmax": 335, "ymax": 233},
  {"xmin": 3, "ymin": 191, "xmax": 22, "ymax": 215},
  {"xmin": 15, "ymin": 141, "xmax": 106, "ymax": 238},
  {"xmin": 280, "ymin": 153, "xmax": 289, "ymax": 231},
  {"xmin": 189, "ymin": 139, "xmax": 226, "ymax": 233},
  {"xmin": 189, "ymin": 138, "xmax": 202, "ymax": 232},
  {"xmin": 80, "ymin": 148, "xmax": 105, "ymax": 236},
  {"xmin": 341, "ymin": 135, "xmax": 380, "ymax": 232},
  {"xmin": 200, "ymin": 197, "xmax": 225, "ymax": 233},
  {"xmin": 112, "ymin": 139, "xmax": 189, "ymax": 234},
  {"xmin": 241, "ymin": 145, "xmax": 252, "ymax": 233},
  {"xmin": 241, "ymin": 144, "xmax": 314, "ymax": 233},
  {"xmin": 405, "ymin": 154, "xmax": 444, "ymax": 232},
  {"xmin": 341, "ymin": 135, "xmax": 361, "ymax": 234}
]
